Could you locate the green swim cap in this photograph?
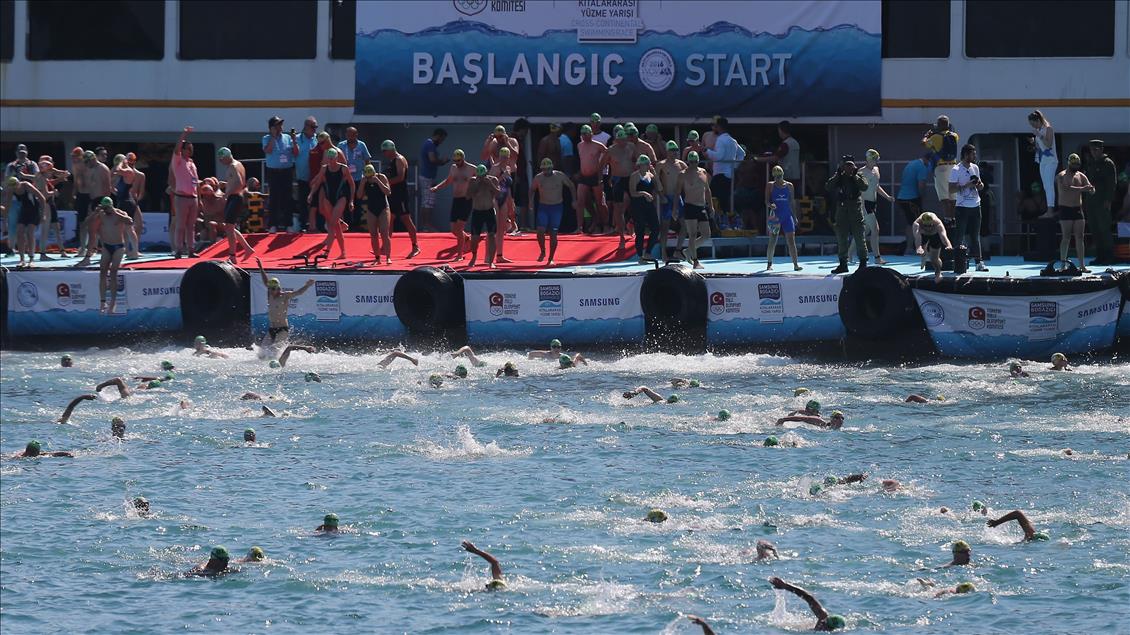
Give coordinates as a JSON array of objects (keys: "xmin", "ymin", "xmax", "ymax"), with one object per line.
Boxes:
[
  {"xmin": 550, "ymin": 339, "xmax": 562, "ymax": 348},
  {"xmin": 580, "ymin": 124, "xmax": 593, "ymax": 135},
  {"xmin": 429, "ymin": 374, "xmax": 444, "ymax": 388},
  {"xmin": 809, "ymin": 483, "xmax": 823, "ymax": 496},
  {"xmin": 806, "ymin": 400, "xmax": 820, "ymax": 413},
  {"xmin": 243, "ymin": 428, "xmax": 255, "ymax": 440},
  {"xmin": 111, "ymin": 416, "xmax": 125, "ymax": 425},
  {"xmin": 163, "ymin": 372, "xmax": 175, "ymax": 381},
  {"xmin": 825, "ymin": 614, "xmax": 846, "ymax": 630},
  {"xmin": 540, "ymin": 158, "xmax": 554, "ymax": 169},
  {"xmin": 248, "ymin": 546, "xmax": 265, "ymax": 561},
  {"xmin": 476, "ymin": 164, "xmax": 487, "ymax": 177},
  {"xmin": 794, "ymin": 387, "xmax": 810, "ymax": 396},
  {"xmin": 326, "ymin": 147, "xmax": 339, "ymax": 159},
  {"xmin": 62, "ymin": 353, "xmax": 73, "ymax": 360},
  {"xmin": 665, "ymin": 140, "xmax": 679, "ymax": 151},
  {"xmin": 687, "ymin": 130, "xmax": 700, "ymax": 141},
  {"xmin": 26, "ymin": 440, "xmax": 42, "ymax": 454},
  {"xmin": 688, "ymin": 379, "xmax": 701, "ymax": 388},
  {"xmin": 99, "ymin": 196, "xmax": 114, "ymax": 207},
  {"xmin": 823, "ymin": 475, "xmax": 838, "ymax": 486},
  {"xmin": 486, "ymin": 579, "xmax": 507, "ymax": 590},
  {"xmin": 955, "ymin": 582, "xmax": 975, "ymax": 594},
  {"xmin": 194, "ymin": 335, "xmax": 206, "ymax": 344},
  {"xmin": 324, "ymin": 513, "xmax": 339, "ymax": 527},
  {"xmin": 304, "ymin": 372, "xmax": 321, "ymax": 383},
  {"xmin": 666, "ymin": 394, "xmax": 680, "ymax": 404},
  {"xmin": 217, "ymin": 147, "xmax": 232, "ymax": 159},
  {"xmin": 646, "ymin": 123, "xmax": 659, "ymax": 133},
  {"xmin": 972, "ymin": 500, "xmax": 985, "ymax": 511},
  {"xmin": 503, "ymin": 361, "xmax": 516, "ymax": 371},
  {"xmin": 380, "ymin": 139, "xmax": 395, "ymax": 151},
  {"xmin": 687, "ymin": 151, "xmax": 700, "ymax": 163},
  {"xmin": 161, "ymin": 360, "xmax": 174, "ymax": 371},
  {"xmin": 590, "ymin": 112, "xmax": 601, "ymax": 121},
  {"xmin": 559, "ymin": 354, "xmax": 574, "ymax": 368},
  {"xmin": 615, "ymin": 129, "xmax": 628, "ymax": 140},
  {"xmin": 1008, "ymin": 361, "xmax": 1022, "ymax": 371},
  {"xmin": 952, "ymin": 540, "xmax": 971, "ymax": 553},
  {"xmin": 830, "ymin": 410, "xmax": 844, "ymax": 419},
  {"xmin": 454, "ymin": 364, "xmax": 468, "ymax": 378},
  {"xmin": 210, "ymin": 546, "xmax": 230, "ymax": 561},
  {"xmin": 636, "ymin": 154, "xmax": 650, "ymax": 165},
  {"xmin": 764, "ymin": 436, "xmax": 779, "ymax": 447},
  {"xmin": 626, "ymin": 124, "xmax": 638, "ymax": 135},
  {"xmin": 717, "ymin": 409, "xmax": 731, "ymax": 421},
  {"xmin": 646, "ymin": 508, "xmax": 668, "ymax": 523},
  {"xmin": 1032, "ymin": 531, "xmax": 1050, "ymax": 541},
  {"xmin": 269, "ymin": 360, "xmax": 281, "ymax": 369},
  {"xmin": 147, "ymin": 380, "xmax": 162, "ymax": 389}
]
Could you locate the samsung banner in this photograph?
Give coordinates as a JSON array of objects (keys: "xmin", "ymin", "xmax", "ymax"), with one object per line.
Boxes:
[
  {"xmin": 706, "ymin": 276, "xmax": 844, "ymax": 344},
  {"xmin": 355, "ymin": 1, "xmax": 881, "ymax": 118},
  {"xmin": 464, "ymin": 276, "xmax": 644, "ymax": 344},
  {"xmin": 250, "ymin": 273, "xmax": 406, "ymax": 341},
  {"xmin": 913, "ymin": 289, "xmax": 1122, "ymax": 358},
  {"xmin": 6, "ymin": 269, "xmax": 184, "ymax": 335}
]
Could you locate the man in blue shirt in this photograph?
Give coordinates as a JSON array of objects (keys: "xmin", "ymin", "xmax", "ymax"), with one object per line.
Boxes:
[
  {"xmin": 336, "ymin": 126, "xmax": 371, "ymax": 183},
  {"xmin": 418, "ymin": 128, "xmax": 448, "ymax": 231},
  {"xmin": 295, "ymin": 116, "xmax": 318, "ymax": 231},
  {"xmin": 898, "ymin": 152, "xmax": 932, "ymax": 254},
  {"xmin": 261, "ymin": 115, "xmax": 298, "ymax": 232}
]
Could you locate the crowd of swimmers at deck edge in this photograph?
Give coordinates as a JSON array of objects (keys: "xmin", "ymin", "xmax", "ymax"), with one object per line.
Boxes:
[{"xmin": 11, "ymin": 263, "xmax": 1086, "ymax": 629}]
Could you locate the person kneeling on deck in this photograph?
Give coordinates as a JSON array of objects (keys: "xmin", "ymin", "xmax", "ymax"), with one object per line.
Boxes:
[{"xmin": 913, "ymin": 212, "xmax": 952, "ymax": 282}]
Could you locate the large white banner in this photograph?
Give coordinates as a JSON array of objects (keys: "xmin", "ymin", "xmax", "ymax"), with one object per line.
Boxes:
[
  {"xmin": 250, "ymin": 272, "xmax": 405, "ymax": 340},
  {"xmin": 356, "ymin": 0, "xmax": 881, "ymax": 117},
  {"xmin": 706, "ymin": 276, "xmax": 845, "ymax": 343},
  {"xmin": 913, "ymin": 288, "xmax": 1122, "ymax": 358},
  {"xmin": 5, "ymin": 269, "xmax": 184, "ymax": 335},
  {"xmin": 465, "ymin": 276, "xmax": 644, "ymax": 344}
]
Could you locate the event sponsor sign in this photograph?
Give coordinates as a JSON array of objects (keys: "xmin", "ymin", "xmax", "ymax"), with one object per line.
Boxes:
[
  {"xmin": 465, "ymin": 276, "xmax": 643, "ymax": 344},
  {"xmin": 913, "ymin": 289, "xmax": 1122, "ymax": 358},
  {"xmin": 706, "ymin": 276, "xmax": 844, "ymax": 343},
  {"xmin": 250, "ymin": 273, "xmax": 405, "ymax": 340},
  {"xmin": 5, "ymin": 269, "xmax": 184, "ymax": 335},
  {"xmin": 356, "ymin": 1, "xmax": 881, "ymax": 117}
]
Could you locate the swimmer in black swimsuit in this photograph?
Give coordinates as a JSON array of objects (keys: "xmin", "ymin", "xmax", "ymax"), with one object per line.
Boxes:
[
  {"xmin": 913, "ymin": 212, "xmax": 952, "ymax": 282},
  {"xmin": 7, "ymin": 177, "xmax": 49, "ymax": 268},
  {"xmin": 356, "ymin": 164, "xmax": 392, "ymax": 264},
  {"xmin": 308, "ymin": 148, "xmax": 355, "ymax": 259}
]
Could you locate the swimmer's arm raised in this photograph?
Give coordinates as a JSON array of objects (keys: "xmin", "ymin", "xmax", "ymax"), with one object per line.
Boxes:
[
  {"xmin": 686, "ymin": 615, "xmax": 717, "ymax": 635},
  {"xmin": 987, "ymin": 510, "xmax": 1037, "ymax": 540},
  {"xmin": 625, "ymin": 386, "xmax": 663, "ymax": 403},
  {"xmin": 769, "ymin": 577, "xmax": 830, "ymax": 622},
  {"xmin": 461, "ymin": 541, "xmax": 503, "ymax": 580},
  {"xmin": 96, "ymin": 378, "xmax": 130, "ymax": 399},
  {"xmin": 255, "ymin": 258, "xmax": 269, "ymax": 287},
  {"xmin": 281, "ymin": 280, "xmax": 316, "ymax": 299},
  {"xmin": 378, "ymin": 351, "xmax": 418, "ymax": 368},
  {"xmin": 58, "ymin": 394, "xmax": 96, "ymax": 423}
]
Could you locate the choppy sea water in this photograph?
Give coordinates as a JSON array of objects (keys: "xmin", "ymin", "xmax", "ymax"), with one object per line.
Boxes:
[{"xmin": 1, "ymin": 347, "xmax": 1127, "ymax": 634}]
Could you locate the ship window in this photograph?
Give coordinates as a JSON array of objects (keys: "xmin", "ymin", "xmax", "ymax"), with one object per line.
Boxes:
[
  {"xmin": 330, "ymin": 0, "xmax": 355, "ymax": 60},
  {"xmin": 2, "ymin": 0, "xmax": 13, "ymax": 62},
  {"xmin": 179, "ymin": 1, "xmax": 316, "ymax": 60},
  {"xmin": 27, "ymin": 1, "xmax": 164, "ymax": 60},
  {"xmin": 882, "ymin": 0, "xmax": 951, "ymax": 59},
  {"xmin": 966, "ymin": 0, "xmax": 1114, "ymax": 57}
]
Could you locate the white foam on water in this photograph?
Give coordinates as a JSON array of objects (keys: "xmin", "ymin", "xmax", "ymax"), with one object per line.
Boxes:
[{"xmin": 407, "ymin": 425, "xmax": 531, "ymax": 460}]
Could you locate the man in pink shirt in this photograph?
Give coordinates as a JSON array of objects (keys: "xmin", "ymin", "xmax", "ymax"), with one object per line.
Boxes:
[{"xmin": 170, "ymin": 126, "xmax": 200, "ymax": 258}]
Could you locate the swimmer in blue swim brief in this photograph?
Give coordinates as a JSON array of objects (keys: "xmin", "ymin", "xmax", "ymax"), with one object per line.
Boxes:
[{"xmin": 532, "ymin": 158, "xmax": 578, "ymax": 265}]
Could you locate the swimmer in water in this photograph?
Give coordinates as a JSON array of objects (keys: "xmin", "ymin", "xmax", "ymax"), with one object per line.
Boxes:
[
  {"xmin": 809, "ymin": 473, "xmax": 867, "ymax": 495},
  {"xmin": 132, "ymin": 497, "xmax": 151, "ymax": 518},
  {"xmin": 670, "ymin": 377, "xmax": 702, "ymax": 389},
  {"xmin": 451, "ymin": 345, "xmax": 488, "ymax": 367},
  {"xmin": 987, "ymin": 509, "xmax": 1049, "ymax": 541},
  {"xmin": 623, "ymin": 386, "xmax": 680, "ymax": 404},
  {"xmin": 1049, "ymin": 352, "xmax": 1071, "ymax": 371},
  {"xmin": 239, "ymin": 546, "xmax": 266, "ymax": 563},
  {"xmin": 243, "ymin": 428, "xmax": 256, "ymax": 443},
  {"xmin": 881, "ymin": 479, "xmax": 902, "ymax": 492},
  {"xmin": 58, "ymin": 394, "xmax": 97, "ymax": 423},
  {"xmin": 715, "ymin": 409, "xmax": 732, "ymax": 422},
  {"xmin": 260, "ymin": 406, "xmax": 278, "ymax": 418},
  {"xmin": 971, "ymin": 500, "xmax": 989, "ymax": 516},
  {"xmin": 316, "ymin": 513, "xmax": 340, "ymax": 533},
  {"xmin": 276, "ymin": 344, "xmax": 317, "ymax": 367},
  {"xmin": 240, "ymin": 392, "xmax": 265, "ymax": 401},
  {"xmin": 558, "ymin": 352, "xmax": 587, "ymax": 368},
  {"xmin": 61, "ymin": 354, "xmax": 73, "ymax": 368},
  {"xmin": 776, "ymin": 410, "xmax": 845, "ymax": 430},
  {"xmin": 645, "ymin": 508, "xmax": 669, "ymax": 523},
  {"xmin": 185, "ymin": 546, "xmax": 231, "ymax": 577},
  {"xmin": 527, "ymin": 338, "xmax": 570, "ymax": 360},
  {"xmin": 789, "ymin": 400, "xmax": 822, "ymax": 417},
  {"xmin": 934, "ymin": 582, "xmax": 976, "ymax": 598},
  {"xmin": 686, "ymin": 615, "xmax": 717, "ymax": 635},
  {"xmin": 9, "ymin": 440, "xmax": 74, "ymax": 459},
  {"xmin": 769, "ymin": 576, "xmax": 847, "ymax": 631},
  {"xmin": 495, "ymin": 362, "xmax": 519, "ymax": 377},
  {"xmin": 755, "ymin": 539, "xmax": 779, "ymax": 560},
  {"xmin": 95, "ymin": 377, "xmax": 162, "ymax": 398},
  {"xmin": 111, "ymin": 417, "xmax": 126, "ymax": 438},
  {"xmin": 377, "ymin": 350, "xmax": 419, "ymax": 367},
  {"xmin": 192, "ymin": 335, "xmax": 229, "ymax": 358},
  {"xmin": 256, "ymin": 257, "xmax": 315, "ymax": 354},
  {"xmin": 905, "ymin": 394, "xmax": 944, "ymax": 403},
  {"xmin": 461, "ymin": 540, "xmax": 507, "ymax": 590},
  {"xmin": 945, "ymin": 540, "xmax": 971, "ymax": 567},
  {"xmin": 441, "ymin": 364, "xmax": 469, "ymax": 380},
  {"xmin": 1008, "ymin": 361, "xmax": 1030, "ymax": 378}
]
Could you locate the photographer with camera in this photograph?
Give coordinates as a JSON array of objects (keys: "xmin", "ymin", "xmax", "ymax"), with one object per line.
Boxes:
[
  {"xmin": 923, "ymin": 115, "xmax": 959, "ymax": 220},
  {"xmin": 825, "ymin": 155, "xmax": 869, "ymax": 274},
  {"xmin": 948, "ymin": 143, "xmax": 989, "ymax": 272}
]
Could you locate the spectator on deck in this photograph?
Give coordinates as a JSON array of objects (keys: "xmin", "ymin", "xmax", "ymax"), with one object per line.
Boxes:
[
  {"xmin": 826, "ymin": 155, "xmax": 868, "ymax": 274},
  {"xmin": 5, "ymin": 143, "xmax": 40, "ymax": 182},
  {"xmin": 511, "ymin": 118, "xmax": 532, "ymax": 229},
  {"xmin": 950, "ymin": 143, "xmax": 989, "ymax": 272},
  {"xmin": 559, "ymin": 122, "xmax": 577, "ymax": 178},
  {"xmin": 923, "ymin": 115, "xmax": 959, "ymax": 220},
  {"xmin": 1027, "ymin": 110, "xmax": 1057, "ymax": 211},
  {"xmin": 307, "ymin": 131, "xmax": 333, "ymax": 232},
  {"xmin": 295, "ymin": 116, "xmax": 319, "ymax": 231},
  {"xmin": 897, "ymin": 152, "xmax": 932, "ymax": 254},
  {"xmin": 756, "ymin": 120, "xmax": 801, "ymax": 182},
  {"xmin": 261, "ymin": 115, "xmax": 298, "ymax": 233},
  {"xmin": 418, "ymin": 128, "xmax": 448, "ymax": 231},
  {"xmin": 170, "ymin": 126, "xmax": 199, "ymax": 258},
  {"xmin": 643, "ymin": 124, "xmax": 667, "ymax": 161},
  {"xmin": 706, "ymin": 116, "xmax": 744, "ymax": 217},
  {"xmin": 1084, "ymin": 139, "xmax": 1117, "ymax": 265},
  {"xmin": 336, "ymin": 126, "xmax": 372, "ymax": 185}
]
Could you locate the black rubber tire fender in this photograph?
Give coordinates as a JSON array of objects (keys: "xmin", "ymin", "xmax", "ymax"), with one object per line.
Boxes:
[
  {"xmin": 640, "ymin": 265, "xmax": 707, "ymax": 328},
  {"xmin": 179, "ymin": 261, "xmax": 249, "ymax": 332},
  {"xmin": 393, "ymin": 266, "xmax": 464, "ymax": 334},
  {"xmin": 838, "ymin": 266, "xmax": 916, "ymax": 340}
]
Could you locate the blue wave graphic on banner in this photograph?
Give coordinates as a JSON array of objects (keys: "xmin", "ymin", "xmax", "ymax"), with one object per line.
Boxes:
[
  {"xmin": 707, "ymin": 315, "xmax": 845, "ymax": 344},
  {"xmin": 928, "ymin": 324, "xmax": 1118, "ymax": 359},
  {"xmin": 251, "ymin": 315, "xmax": 407, "ymax": 341},
  {"xmin": 467, "ymin": 317, "xmax": 645, "ymax": 344},
  {"xmin": 356, "ymin": 23, "xmax": 880, "ymax": 117},
  {"xmin": 7, "ymin": 308, "xmax": 182, "ymax": 335}
]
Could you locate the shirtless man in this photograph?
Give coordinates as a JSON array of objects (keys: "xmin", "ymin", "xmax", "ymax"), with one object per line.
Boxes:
[
  {"xmin": 657, "ymin": 141, "xmax": 687, "ymax": 260},
  {"xmin": 466, "ymin": 165, "xmax": 500, "ymax": 268},
  {"xmin": 34, "ymin": 159, "xmax": 69, "ymax": 260},
  {"xmin": 255, "ymin": 258, "xmax": 314, "ymax": 355},
  {"xmin": 531, "ymin": 158, "xmax": 578, "ymax": 265},
  {"xmin": 192, "ymin": 335, "xmax": 229, "ymax": 358},
  {"xmin": 218, "ymin": 147, "xmax": 256, "ymax": 262},
  {"xmin": 69, "ymin": 147, "xmax": 92, "ymax": 256},
  {"xmin": 430, "ymin": 149, "xmax": 476, "ymax": 261},
  {"xmin": 913, "ymin": 211, "xmax": 953, "ymax": 282},
  {"xmin": 599, "ymin": 129, "xmax": 637, "ymax": 249},
  {"xmin": 677, "ymin": 152, "xmax": 714, "ymax": 269},
  {"xmin": 625, "ymin": 124, "xmax": 656, "ymax": 163},
  {"xmin": 170, "ymin": 126, "xmax": 200, "ymax": 258},
  {"xmin": 480, "ymin": 125, "xmax": 519, "ymax": 169},
  {"xmin": 1055, "ymin": 153, "xmax": 1096, "ymax": 272},
  {"xmin": 185, "ymin": 546, "xmax": 232, "ymax": 578},
  {"xmin": 75, "ymin": 151, "xmax": 113, "ymax": 265},
  {"xmin": 86, "ymin": 198, "xmax": 134, "ymax": 313},
  {"xmin": 575, "ymin": 125, "xmax": 608, "ymax": 234}
]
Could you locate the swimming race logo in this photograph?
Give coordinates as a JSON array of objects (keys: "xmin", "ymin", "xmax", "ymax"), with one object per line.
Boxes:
[
  {"xmin": 538, "ymin": 284, "xmax": 564, "ymax": 326},
  {"xmin": 16, "ymin": 282, "xmax": 38, "ymax": 308},
  {"xmin": 967, "ymin": 306, "xmax": 986, "ymax": 330},
  {"xmin": 758, "ymin": 283, "xmax": 784, "ymax": 323},
  {"xmin": 1028, "ymin": 301, "xmax": 1057, "ymax": 341},
  {"xmin": 919, "ymin": 301, "xmax": 944, "ymax": 327},
  {"xmin": 638, "ymin": 48, "xmax": 674, "ymax": 91},
  {"xmin": 315, "ymin": 281, "xmax": 341, "ymax": 322}
]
